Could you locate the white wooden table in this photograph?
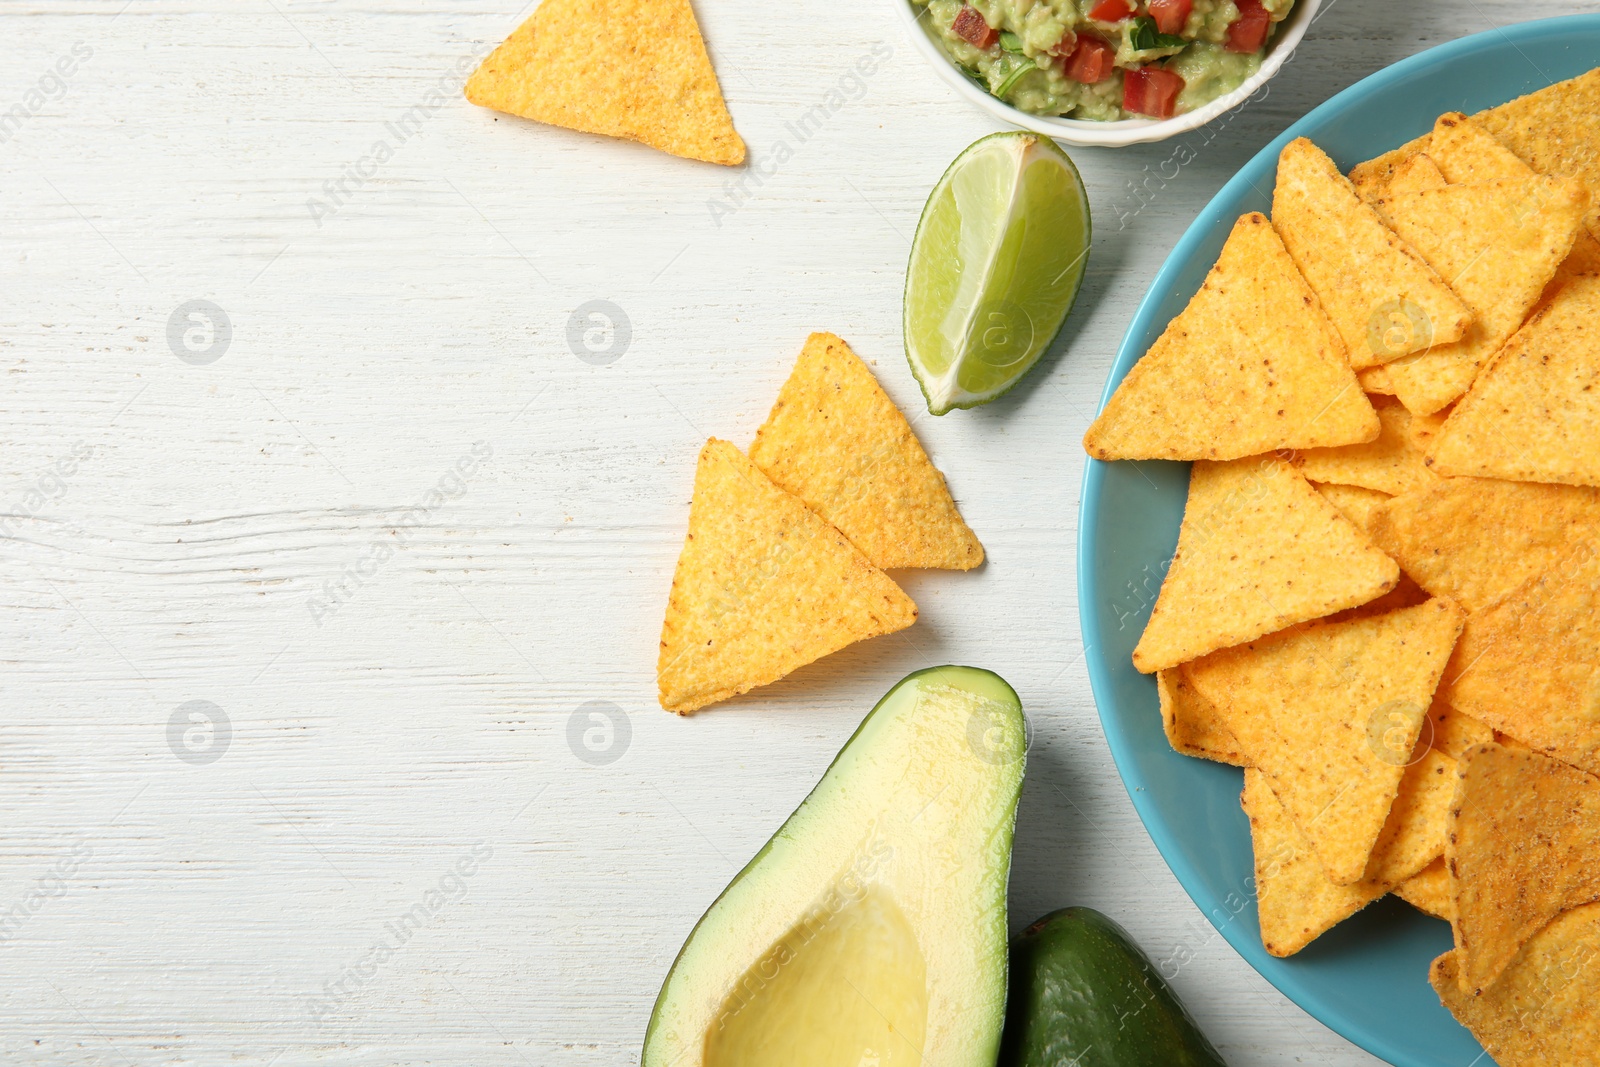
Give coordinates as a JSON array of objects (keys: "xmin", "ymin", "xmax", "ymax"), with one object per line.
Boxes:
[{"xmin": 1, "ymin": 2, "xmax": 1586, "ymax": 1063}]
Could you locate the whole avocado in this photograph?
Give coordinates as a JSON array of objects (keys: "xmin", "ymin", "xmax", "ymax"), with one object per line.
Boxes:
[{"xmin": 998, "ymin": 906, "xmax": 1228, "ymax": 1067}]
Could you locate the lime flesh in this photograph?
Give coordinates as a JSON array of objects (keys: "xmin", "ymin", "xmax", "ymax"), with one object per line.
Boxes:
[{"xmin": 904, "ymin": 132, "xmax": 1091, "ymax": 415}]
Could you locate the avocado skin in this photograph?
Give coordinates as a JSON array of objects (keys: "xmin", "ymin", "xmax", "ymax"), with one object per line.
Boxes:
[{"xmin": 998, "ymin": 907, "xmax": 1228, "ymax": 1067}]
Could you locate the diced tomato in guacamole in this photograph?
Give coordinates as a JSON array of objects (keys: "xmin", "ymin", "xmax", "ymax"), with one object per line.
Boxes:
[
  {"xmin": 916, "ymin": 0, "xmax": 1293, "ymax": 121},
  {"xmin": 1123, "ymin": 67, "xmax": 1186, "ymax": 117}
]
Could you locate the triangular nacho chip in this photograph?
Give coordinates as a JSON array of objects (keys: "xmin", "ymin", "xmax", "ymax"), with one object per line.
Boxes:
[
  {"xmin": 1447, "ymin": 743, "xmax": 1600, "ymax": 994},
  {"xmin": 1349, "ymin": 135, "xmax": 1432, "ymax": 204},
  {"xmin": 657, "ymin": 440, "xmax": 915, "ymax": 713},
  {"xmin": 1373, "ymin": 176, "xmax": 1588, "ymax": 414},
  {"xmin": 1432, "ymin": 903, "xmax": 1600, "ymax": 1067},
  {"xmin": 1430, "ymin": 276, "xmax": 1600, "ymax": 488},
  {"xmin": 1429, "ymin": 111, "xmax": 1536, "ymax": 183},
  {"xmin": 1395, "ymin": 857, "xmax": 1452, "ymax": 921},
  {"xmin": 1384, "ymin": 153, "xmax": 1447, "ymax": 196},
  {"xmin": 1356, "ymin": 364, "xmax": 1395, "ymax": 394},
  {"xmin": 1312, "ymin": 482, "xmax": 1390, "ymax": 540},
  {"xmin": 1083, "ymin": 213, "xmax": 1378, "ymax": 461},
  {"xmin": 1364, "ymin": 745, "xmax": 1454, "ymax": 887},
  {"xmin": 1157, "ymin": 667, "xmax": 1248, "ymax": 766},
  {"xmin": 748, "ymin": 333, "xmax": 983, "ymax": 571},
  {"xmin": 1430, "ymin": 111, "xmax": 1600, "ymax": 276},
  {"xmin": 1292, "ymin": 397, "xmax": 1437, "ymax": 495},
  {"xmin": 1242, "ymin": 769, "xmax": 1387, "ymax": 957},
  {"xmin": 1438, "ymin": 538, "xmax": 1600, "ymax": 776},
  {"xmin": 1370, "ymin": 476, "xmax": 1600, "ymax": 611},
  {"xmin": 1423, "ymin": 697, "xmax": 1494, "ymax": 761},
  {"xmin": 1131, "ymin": 455, "xmax": 1399, "ymax": 673},
  {"xmin": 466, "ymin": 0, "xmax": 745, "ymax": 166},
  {"xmin": 1273, "ymin": 138, "xmax": 1471, "ymax": 369},
  {"xmin": 1188, "ymin": 599, "xmax": 1465, "ymax": 884},
  {"xmin": 1476, "ymin": 66, "xmax": 1600, "ymax": 256}
]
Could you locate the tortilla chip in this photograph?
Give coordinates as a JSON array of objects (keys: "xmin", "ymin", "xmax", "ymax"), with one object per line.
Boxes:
[
  {"xmin": 1476, "ymin": 67, "xmax": 1600, "ymax": 257},
  {"xmin": 1430, "ymin": 276, "xmax": 1600, "ymax": 488},
  {"xmin": 1373, "ymin": 176, "xmax": 1587, "ymax": 414},
  {"xmin": 1494, "ymin": 730, "xmax": 1535, "ymax": 752},
  {"xmin": 1432, "ymin": 903, "xmax": 1600, "ymax": 1067},
  {"xmin": 1312, "ymin": 482, "xmax": 1390, "ymax": 539},
  {"xmin": 1292, "ymin": 397, "xmax": 1438, "ymax": 495},
  {"xmin": 749, "ymin": 333, "xmax": 983, "ymax": 571},
  {"xmin": 1273, "ymin": 139, "xmax": 1471, "ymax": 368},
  {"xmin": 1157, "ymin": 667, "xmax": 1248, "ymax": 766},
  {"xmin": 657, "ymin": 440, "xmax": 915, "ymax": 713},
  {"xmin": 1431, "ymin": 111, "xmax": 1600, "ymax": 277},
  {"xmin": 1365, "ymin": 745, "xmax": 1454, "ymax": 886},
  {"xmin": 1188, "ymin": 599, "xmax": 1465, "ymax": 884},
  {"xmin": 1439, "ymin": 541, "xmax": 1600, "ymax": 776},
  {"xmin": 1395, "ymin": 857, "xmax": 1453, "ymax": 921},
  {"xmin": 1131, "ymin": 455, "xmax": 1400, "ymax": 673},
  {"xmin": 1423, "ymin": 698, "xmax": 1495, "ymax": 761},
  {"xmin": 1083, "ymin": 213, "xmax": 1378, "ymax": 461},
  {"xmin": 1384, "ymin": 153, "xmax": 1447, "ymax": 196},
  {"xmin": 1349, "ymin": 134, "xmax": 1432, "ymax": 203},
  {"xmin": 1243, "ymin": 769, "xmax": 1387, "ymax": 957},
  {"xmin": 1404, "ymin": 406, "xmax": 1450, "ymax": 450},
  {"xmin": 1357, "ymin": 364, "xmax": 1396, "ymax": 395},
  {"xmin": 1370, "ymin": 477, "xmax": 1600, "ymax": 611},
  {"xmin": 1430, "ymin": 111, "xmax": 1536, "ymax": 183},
  {"xmin": 465, "ymin": 0, "xmax": 745, "ymax": 166},
  {"xmin": 1447, "ymin": 743, "xmax": 1600, "ymax": 994}
]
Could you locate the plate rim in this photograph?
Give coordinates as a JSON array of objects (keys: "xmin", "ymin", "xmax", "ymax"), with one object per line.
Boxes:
[{"xmin": 1076, "ymin": 14, "xmax": 1600, "ymax": 1066}]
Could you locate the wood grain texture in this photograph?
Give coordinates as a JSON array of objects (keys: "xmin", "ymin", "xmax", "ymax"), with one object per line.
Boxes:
[{"xmin": 0, "ymin": 1, "xmax": 1586, "ymax": 1063}]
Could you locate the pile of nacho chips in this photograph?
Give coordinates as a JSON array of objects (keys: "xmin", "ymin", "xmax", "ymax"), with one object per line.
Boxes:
[
  {"xmin": 1088, "ymin": 68, "xmax": 1600, "ymax": 1066},
  {"xmin": 657, "ymin": 333, "xmax": 982, "ymax": 713}
]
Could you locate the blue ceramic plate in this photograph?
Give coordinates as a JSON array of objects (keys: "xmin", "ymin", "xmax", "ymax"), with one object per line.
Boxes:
[{"xmin": 1078, "ymin": 15, "xmax": 1600, "ymax": 1067}]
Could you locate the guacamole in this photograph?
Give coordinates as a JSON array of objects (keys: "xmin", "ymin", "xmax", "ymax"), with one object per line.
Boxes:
[{"xmin": 914, "ymin": 0, "xmax": 1295, "ymax": 120}]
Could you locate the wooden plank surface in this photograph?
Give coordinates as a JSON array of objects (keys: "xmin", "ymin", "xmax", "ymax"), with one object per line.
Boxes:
[{"xmin": 0, "ymin": 1, "xmax": 1586, "ymax": 1063}]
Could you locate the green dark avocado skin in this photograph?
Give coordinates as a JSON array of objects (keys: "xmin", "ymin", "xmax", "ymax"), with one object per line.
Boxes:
[{"xmin": 998, "ymin": 907, "xmax": 1228, "ymax": 1067}]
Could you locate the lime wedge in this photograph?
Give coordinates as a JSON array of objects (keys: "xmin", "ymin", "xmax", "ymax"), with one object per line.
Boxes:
[{"xmin": 904, "ymin": 132, "xmax": 1091, "ymax": 415}]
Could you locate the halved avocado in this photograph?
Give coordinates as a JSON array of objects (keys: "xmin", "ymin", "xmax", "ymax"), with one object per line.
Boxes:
[{"xmin": 641, "ymin": 666, "xmax": 1028, "ymax": 1067}]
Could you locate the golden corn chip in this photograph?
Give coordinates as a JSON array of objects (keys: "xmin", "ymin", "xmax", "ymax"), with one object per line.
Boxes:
[
  {"xmin": 1373, "ymin": 176, "xmax": 1588, "ymax": 414},
  {"xmin": 1370, "ymin": 477, "xmax": 1600, "ymax": 611},
  {"xmin": 1429, "ymin": 111, "xmax": 1534, "ymax": 183},
  {"xmin": 1432, "ymin": 903, "xmax": 1600, "ymax": 1067},
  {"xmin": 1423, "ymin": 698, "xmax": 1494, "ymax": 761},
  {"xmin": 1430, "ymin": 111, "xmax": 1600, "ymax": 276},
  {"xmin": 1395, "ymin": 857, "xmax": 1453, "ymax": 921},
  {"xmin": 1273, "ymin": 138, "xmax": 1471, "ymax": 369},
  {"xmin": 1440, "ymin": 536, "xmax": 1600, "ymax": 776},
  {"xmin": 1293, "ymin": 397, "xmax": 1438, "ymax": 495},
  {"xmin": 1188, "ymin": 599, "xmax": 1465, "ymax": 885},
  {"xmin": 1447, "ymin": 743, "xmax": 1600, "ymax": 994},
  {"xmin": 1312, "ymin": 482, "xmax": 1390, "ymax": 540},
  {"xmin": 1430, "ymin": 276, "xmax": 1600, "ymax": 488},
  {"xmin": 1365, "ymin": 746, "xmax": 1454, "ymax": 887},
  {"xmin": 1349, "ymin": 135, "xmax": 1432, "ymax": 203},
  {"xmin": 1242, "ymin": 769, "xmax": 1387, "ymax": 957},
  {"xmin": 466, "ymin": 0, "xmax": 745, "ymax": 166},
  {"xmin": 1131, "ymin": 455, "xmax": 1399, "ymax": 673},
  {"xmin": 657, "ymin": 440, "xmax": 916, "ymax": 713},
  {"xmin": 1357, "ymin": 364, "xmax": 1396, "ymax": 395},
  {"xmin": 1477, "ymin": 66, "xmax": 1600, "ymax": 255},
  {"xmin": 1083, "ymin": 214, "xmax": 1379, "ymax": 462},
  {"xmin": 1384, "ymin": 153, "xmax": 1447, "ymax": 196},
  {"xmin": 1157, "ymin": 667, "xmax": 1248, "ymax": 766},
  {"xmin": 748, "ymin": 333, "xmax": 983, "ymax": 571},
  {"xmin": 1404, "ymin": 406, "xmax": 1450, "ymax": 450}
]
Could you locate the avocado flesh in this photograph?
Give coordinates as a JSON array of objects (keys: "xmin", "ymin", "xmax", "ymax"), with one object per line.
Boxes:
[{"xmin": 641, "ymin": 666, "xmax": 1027, "ymax": 1067}]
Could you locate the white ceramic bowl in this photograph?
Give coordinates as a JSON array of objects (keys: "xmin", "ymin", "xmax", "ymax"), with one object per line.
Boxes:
[{"xmin": 893, "ymin": 0, "xmax": 1322, "ymax": 146}]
